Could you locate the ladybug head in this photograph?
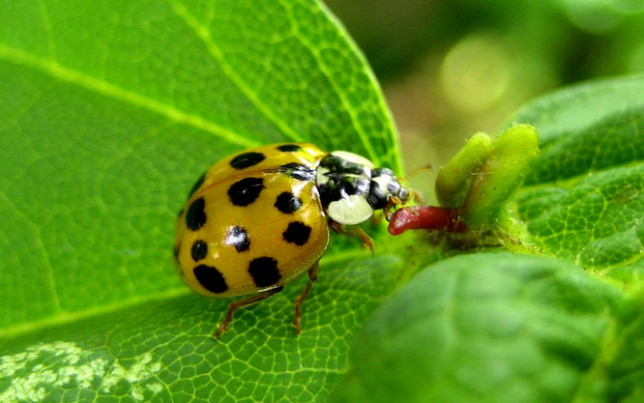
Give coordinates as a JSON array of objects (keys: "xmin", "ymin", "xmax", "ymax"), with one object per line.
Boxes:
[{"xmin": 316, "ymin": 151, "xmax": 409, "ymax": 225}]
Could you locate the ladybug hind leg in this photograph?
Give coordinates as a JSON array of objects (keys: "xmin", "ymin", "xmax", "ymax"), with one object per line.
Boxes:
[
  {"xmin": 214, "ymin": 286, "xmax": 284, "ymax": 339},
  {"xmin": 292, "ymin": 261, "xmax": 319, "ymax": 335}
]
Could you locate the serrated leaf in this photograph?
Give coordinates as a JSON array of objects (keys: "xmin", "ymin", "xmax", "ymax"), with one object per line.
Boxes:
[
  {"xmin": 329, "ymin": 253, "xmax": 621, "ymax": 403},
  {"xmin": 0, "ymin": 1, "xmax": 406, "ymax": 402},
  {"xmin": 509, "ymin": 76, "xmax": 644, "ymax": 280}
]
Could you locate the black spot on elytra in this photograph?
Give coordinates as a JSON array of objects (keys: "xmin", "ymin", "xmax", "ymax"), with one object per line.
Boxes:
[
  {"xmin": 227, "ymin": 177, "xmax": 264, "ymax": 206},
  {"xmin": 280, "ymin": 163, "xmax": 316, "ymax": 181},
  {"xmin": 230, "ymin": 152, "xmax": 266, "ymax": 170},
  {"xmin": 282, "ymin": 221, "xmax": 312, "ymax": 246},
  {"xmin": 225, "ymin": 226, "xmax": 250, "ymax": 252},
  {"xmin": 193, "ymin": 264, "xmax": 228, "ymax": 294},
  {"xmin": 274, "ymin": 192, "xmax": 303, "ymax": 214},
  {"xmin": 248, "ymin": 257, "xmax": 281, "ymax": 288},
  {"xmin": 186, "ymin": 197, "xmax": 207, "ymax": 231},
  {"xmin": 191, "ymin": 239, "xmax": 208, "ymax": 261},
  {"xmin": 277, "ymin": 144, "xmax": 302, "ymax": 152}
]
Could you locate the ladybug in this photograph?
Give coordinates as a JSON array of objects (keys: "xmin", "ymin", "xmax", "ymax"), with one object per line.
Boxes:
[{"xmin": 174, "ymin": 143, "xmax": 410, "ymax": 338}]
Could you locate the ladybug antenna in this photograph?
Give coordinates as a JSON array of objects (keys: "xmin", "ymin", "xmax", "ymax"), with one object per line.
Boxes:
[{"xmin": 404, "ymin": 163, "xmax": 433, "ymax": 180}]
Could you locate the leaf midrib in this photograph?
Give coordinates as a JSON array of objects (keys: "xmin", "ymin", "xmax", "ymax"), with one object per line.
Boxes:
[
  {"xmin": 0, "ymin": 44, "xmax": 256, "ymax": 148},
  {"xmin": 0, "ymin": 287, "xmax": 190, "ymax": 340}
]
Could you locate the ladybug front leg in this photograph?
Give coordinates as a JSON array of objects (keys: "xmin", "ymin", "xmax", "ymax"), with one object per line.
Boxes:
[
  {"xmin": 329, "ymin": 220, "xmax": 375, "ymax": 254},
  {"xmin": 214, "ymin": 286, "xmax": 284, "ymax": 339},
  {"xmin": 382, "ymin": 189, "xmax": 425, "ymax": 221},
  {"xmin": 292, "ymin": 261, "xmax": 319, "ymax": 335}
]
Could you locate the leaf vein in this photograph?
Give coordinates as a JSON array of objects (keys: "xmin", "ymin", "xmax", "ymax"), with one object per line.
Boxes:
[{"xmin": 165, "ymin": 0, "xmax": 304, "ymax": 143}]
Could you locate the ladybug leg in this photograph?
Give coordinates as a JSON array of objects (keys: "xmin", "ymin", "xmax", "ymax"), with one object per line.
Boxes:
[
  {"xmin": 214, "ymin": 286, "xmax": 284, "ymax": 339},
  {"xmin": 382, "ymin": 190, "xmax": 424, "ymax": 221},
  {"xmin": 382, "ymin": 199, "xmax": 399, "ymax": 221},
  {"xmin": 329, "ymin": 221, "xmax": 375, "ymax": 254},
  {"xmin": 292, "ymin": 261, "xmax": 319, "ymax": 335}
]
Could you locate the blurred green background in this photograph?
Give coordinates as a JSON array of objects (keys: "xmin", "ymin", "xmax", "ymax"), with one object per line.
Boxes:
[{"xmin": 326, "ymin": 0, "xmax": 644, "ymax": 201}]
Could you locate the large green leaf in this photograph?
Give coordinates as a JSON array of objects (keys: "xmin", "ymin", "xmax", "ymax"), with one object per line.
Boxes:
[
  {"xmin": 0, "ymin": 0, "xmax": 404, "ymax": 401},
  {"xmin": 1, "ymin": 255, "xmax": 402, "ymax": 402}
]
